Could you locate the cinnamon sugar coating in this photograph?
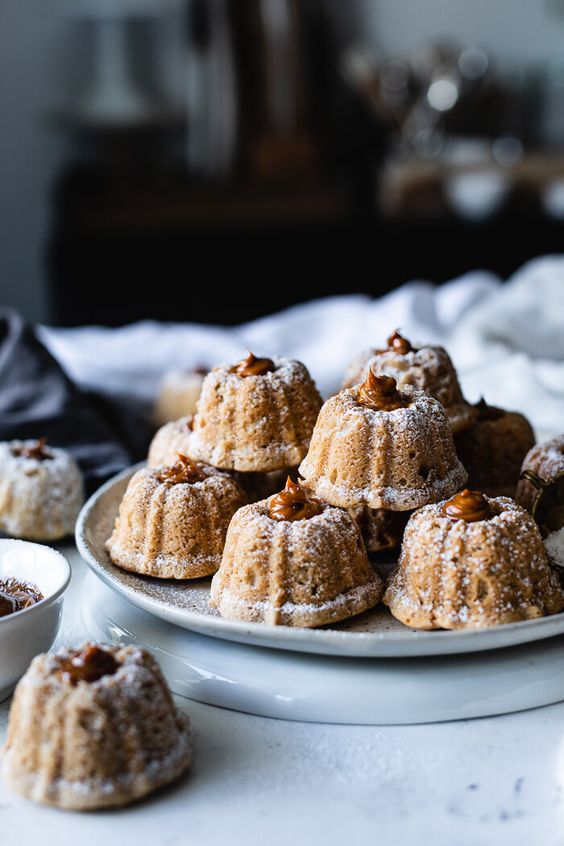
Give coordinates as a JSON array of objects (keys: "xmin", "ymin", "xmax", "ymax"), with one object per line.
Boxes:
[
  {"xmin": 210, "ymin": 498, "xmax": 383, "ymax": 627},
  {"xmin": 516, "ymin": 434, "xmax": 564, "ymax": 512},
  {"xmin": 106, "ymin": 463, "xmax": 246, "ymax": 578},
  {"xmin": 299, "ymin": 384, "xmax": 467, "ymax": 510},
  {"xmin": 343, "ymin": 343, "xmax": 475, "ymax": 433},
  {"xmin": 190, "ymin": 357, "xmax": 322, "ymax": 472},
  {"xmin": 147, "ymin": 415, "xmax": 194, "ymax": 467},
  {"xmin": 455, "ymin": 402, "xmax": 535, "ymax": 498},
  {"xmin": 384, "ymin": 497, "xmax": 564, "ymax": 630},
  {"xmin": 2, "ymin": 645, "xmax": 191, "ymax": 810},
  {"xmin": 0, "ymin": 440, "xmax": 83, "ymax": 540}
]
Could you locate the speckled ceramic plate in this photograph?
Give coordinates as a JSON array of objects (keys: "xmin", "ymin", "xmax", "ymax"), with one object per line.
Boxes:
[{"xmin": 76, "ymin": 465, "xmax": 564, "ymax": 658}]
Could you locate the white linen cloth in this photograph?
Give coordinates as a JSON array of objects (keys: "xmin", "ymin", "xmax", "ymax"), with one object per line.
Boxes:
[{"xmin": 39, "ymin": 255, "xmax": 564, "ymax": 440}]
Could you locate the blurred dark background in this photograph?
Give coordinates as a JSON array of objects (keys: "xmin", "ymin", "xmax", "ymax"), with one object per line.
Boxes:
[{"xmin": 2, "ymin": 0, "xmax": 564, "ymax": 326}]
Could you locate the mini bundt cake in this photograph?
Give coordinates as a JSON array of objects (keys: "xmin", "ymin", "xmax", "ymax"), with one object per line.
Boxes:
[
  {"xmin": 189, "ymin": 353, "xmax": 323, "ymax": 472},
  {"xmin": 0, "ymin": 438, "xmax": 84, "ymax": 541},
  {"xmin": 516, "ymin": 434, "xmax": 564, "ymax": 512},
  {"xmin": 106, "ymin": 454, "xmax": 246, "ymax": 578},
  {"xmin": 347, "ymin": 505, "xmax": 412, "ymax": 553},
  {"xmin": 147, "ymin": 415, "xmax": 194, "ymax": 467},
  {"xmin": 343, "ymin": 330, "xmax": 475, "ymax": 433},
  {"xmin": 455, "ymin": 400, "xmax": 535, "ymax": 498},
  {"xmin": 153, "ymin": 366, "xmax": 207, "ymax": 426},
  {"xmin": 3, "ymin": 644, "xmax": 191, "ymax": 810},
  {"xmin": 384, "ymin": 489, "xmax": 564, "ymax": 630},
  {"xmin": 299, "ymin": 372, "xmax": 467, "ymax": 510},
  {"xmin": 210, "ymin": 477, "xmax": 383, "ymax": 627}
]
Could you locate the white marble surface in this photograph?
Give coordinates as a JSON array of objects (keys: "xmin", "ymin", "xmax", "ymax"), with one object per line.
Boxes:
[{"xmin": 1, "ymin": 547, "xmax": 564, "ymax": 846}]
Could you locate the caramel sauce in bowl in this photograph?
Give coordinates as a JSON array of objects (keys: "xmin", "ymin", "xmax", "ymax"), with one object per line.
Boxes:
[{"xmin": 0, "ymin": 539, "xmax": 71, "ymax": 700}]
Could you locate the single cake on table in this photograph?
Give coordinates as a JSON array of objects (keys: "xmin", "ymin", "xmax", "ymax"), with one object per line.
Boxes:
[
  {"xmin": 0, "ymin": 438, "xmax": 83, "ymax": 541},
  {"xmin": 384, "ymin": 489, "xmax": 564, "ymax": 630},
  {"xmin": 106, "ymin": 453, "xmax": 246, "ymax": 578},
  {"xmin": 189, "ymin": 353, "xmax": 322, "ymax": 473},
  {"xmin": 343, "ymin": 329, "xmax": 475, "ymax": 433},
  {"xmin": 454, "ymin": 399, "xmax": 535, "ymax": 498},
  {"xmin": 2, "ymin": 643, "xmax": 191, "ymax": 810},
  {"xmin": 210, "ymin": 477, "xmax": 384, "ymax": 627}
]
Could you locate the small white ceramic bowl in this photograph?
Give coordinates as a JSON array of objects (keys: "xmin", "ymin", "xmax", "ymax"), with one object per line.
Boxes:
[{"xmin": 0, "ymin": 539, "xmax": 71, "ymax": 701}]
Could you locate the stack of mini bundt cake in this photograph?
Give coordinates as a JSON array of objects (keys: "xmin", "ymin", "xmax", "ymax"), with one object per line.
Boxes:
[
  {"xmin": 105, "ymin": 333, "xmax": 564, "ymax": 633},
  {"xmin": 299, "ymin": 368, "xmax": 467, "ymax": 555}
]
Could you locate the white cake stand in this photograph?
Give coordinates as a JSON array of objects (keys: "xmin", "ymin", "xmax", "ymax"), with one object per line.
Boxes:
[{"xmin": 82, "ymin": 571, "xmax": 564, "ymax": 725}]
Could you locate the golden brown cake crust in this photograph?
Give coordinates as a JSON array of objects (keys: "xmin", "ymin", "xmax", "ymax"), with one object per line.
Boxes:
[
  {"xmin": 2, "ymin": 645, "xmax": 191, "ymax": 810},
  {"xmin": 455, "ymin": 404, "xmax": 535, "ymax": 498},
  {"xmin": 210, "ymin": 498, "xmax": 384, "ymax": 627},
  {"xmin": 106, "ymin": 463, "xmax": 246, "ymax": 578},
  {"xmin": 516, "ymin": 435, "xmax": 564, "ymax": 512},
  {"xmin": 190, "ymin": 357, "xmax": 323, "ymax": 472},
  {"xmin": 343, "ymin": 344, "xmax": 475, "ymax": 433},
  {"xmin": 0, "ymin": 440, "xmax": 84, "ymax": 541},
  {"xmin": 384, "ymin": 497, "xmax": 564, "ymax": 630},
  {"xmin": 299, "ymin": 384, "xmax": 467, "ymax": 510}
]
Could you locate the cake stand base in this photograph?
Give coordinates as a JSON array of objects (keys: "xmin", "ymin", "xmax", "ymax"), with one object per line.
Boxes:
[{"xmin": 83, "ymin": 573, "xmax": 564, "ymax": 725}]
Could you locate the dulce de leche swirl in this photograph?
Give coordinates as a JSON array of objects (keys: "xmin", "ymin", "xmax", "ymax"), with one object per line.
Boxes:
[
  {"xmin": 156, "ymin": 453, "xmax": 207, "ymax": 485},
  {"xmin": 230, "ymin": 352, "xmax": 276, "ymax": 377},
  {"xmin": 59, "ymin": 645, "xmax": 119, "ymax": 686},
  {"xmin": 387, "ymin": 329, "xmax": 414, "ymax": 354},
  {"xmin": 269, "ymin": 477, "xmax": 323, "ymax": 522},
  {"xmin": 12, "ymin": 437, "xmax": 52, "ymax": 461},
  {"xmin": 357, "ymin": 372, "xmax": 408, "ymax": 412},
  {"xmin": 443, "ymin": 489, "xmax": 492, "ymax": 522}
]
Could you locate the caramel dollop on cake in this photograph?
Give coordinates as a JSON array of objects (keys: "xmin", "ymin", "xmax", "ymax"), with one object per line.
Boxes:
[
  {"xmin": 357, "ymin": 372, "xmax": 408, "ymax": 412},
  {"xmin": 230, "ymin": 352, "xmax": 276, "ymax": 377},
  {"xmin": 59, "ymin": 644, "xmax": 119, "ymax": 685},
  {"xmin": 156, "ymin": 453, "xmax": 207, "ymax": 485},
  {"xmin": 12, "ymin": 437, "xmax": 52, "ymax": 461},
  {"xmin": 268, "ymin": 477, "xmax": 323, "ymax": 522},
  {"xmin": 387, "ymin": 329, "xmax": 414, "ymax": 354},
  {"xmin": 443, "ymin": 489, "xmax": 492, "ymax": 522}
]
